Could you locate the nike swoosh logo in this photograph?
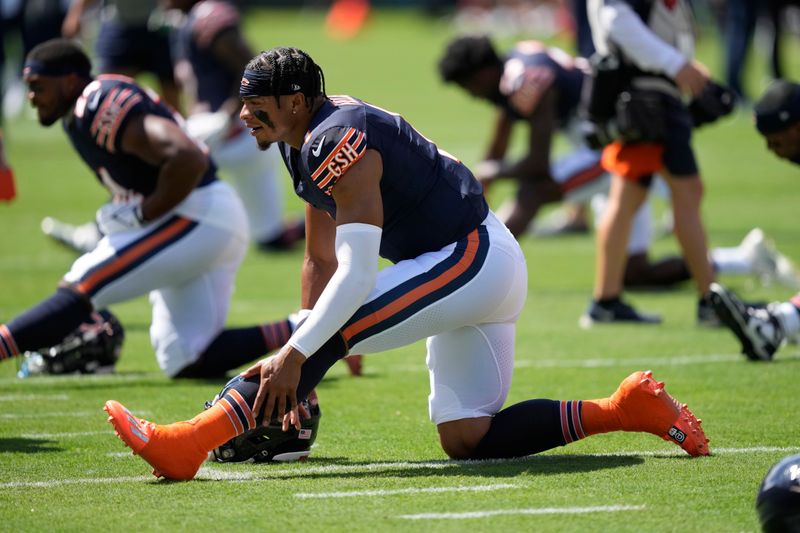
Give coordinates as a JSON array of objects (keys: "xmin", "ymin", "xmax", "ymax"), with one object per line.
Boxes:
[{"xmin": 312, "ymin": 135, "xmax": 325, "ymax": 157}]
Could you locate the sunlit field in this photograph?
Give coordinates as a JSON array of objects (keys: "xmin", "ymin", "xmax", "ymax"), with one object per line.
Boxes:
[{"xmin": 1, "ymin": 8, "xmax": 799, "ymax": 531}]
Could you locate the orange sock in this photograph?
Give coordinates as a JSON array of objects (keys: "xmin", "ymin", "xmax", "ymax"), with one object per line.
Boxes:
[
  {"xmin": 185, "ymin": 388, "xmax": 255, "ymax": 452},
  {"xmin": 580, "ymin": 398, "xmax": 624, "ymax": 436}
]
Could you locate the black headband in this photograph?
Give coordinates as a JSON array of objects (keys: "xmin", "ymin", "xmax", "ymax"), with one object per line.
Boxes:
[
  {"xmin": 240, "ymin": 68, "xmax": 302, "ymax": 99},
  {"xmin": 755, "ymin": 84, "xmax": 800, "ymax": 135},
  {"xmin": 23, "ymin": 59, "xmax": 90, "ymax": 78}
]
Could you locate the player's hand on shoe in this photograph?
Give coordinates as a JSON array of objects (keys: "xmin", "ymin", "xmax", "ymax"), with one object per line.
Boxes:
[{"xmin": 240, "ymin": 346, "xmax": 306, "ymax": 430}]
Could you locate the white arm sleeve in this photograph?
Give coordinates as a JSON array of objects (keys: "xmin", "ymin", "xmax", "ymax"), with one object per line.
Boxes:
[
  {"xmin": 599, "ymin": 2, "xmax": 687, "ymax": 78},
  {"xmin": 288, "ymin": 223, "xmax": 382, "ymax": 357}
]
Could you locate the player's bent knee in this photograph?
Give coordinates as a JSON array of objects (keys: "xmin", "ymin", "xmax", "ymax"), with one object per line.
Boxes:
[
  {"xmin": 437, "ymin": 417, "xmax": 492, "ymax": 459},
  {"xmin": 151, "ymin": 332, "xmax": 196, "ymax": 378}
]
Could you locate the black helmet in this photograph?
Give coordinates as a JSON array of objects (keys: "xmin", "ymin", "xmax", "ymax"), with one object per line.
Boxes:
[
  {"xmin": 205, "ymin": 384, "xmax": 321, "ymax": 463},
  {"xmin": 756, "ymin": 453, "xmax": 800, "ymax": 532},
  {"xmin": 18, "ymin": 309, "xmax": 124, "ymax": 377}
]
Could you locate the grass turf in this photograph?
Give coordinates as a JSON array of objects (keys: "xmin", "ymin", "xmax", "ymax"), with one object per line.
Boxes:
[{"xmin": 1, "ymin": 7, "xmax": 799, "ymax": 532}]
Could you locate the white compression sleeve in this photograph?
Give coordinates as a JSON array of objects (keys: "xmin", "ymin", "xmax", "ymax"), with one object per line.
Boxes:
[
  {"xmin": 599, "ymin": 2, "xmax": 687, "ymax": 78},
  {"xmin": 288, "ymin": 223, "xmax": 382, "ymax": 357}
]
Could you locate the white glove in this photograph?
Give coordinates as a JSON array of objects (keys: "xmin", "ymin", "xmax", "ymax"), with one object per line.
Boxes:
[
  {"xmin": 96, "ymin": 199, "xmax": 144, "ymax": 235},
  {"xmin": 185, "ymin": 111, "xmax": 231, "ymax": 151}
]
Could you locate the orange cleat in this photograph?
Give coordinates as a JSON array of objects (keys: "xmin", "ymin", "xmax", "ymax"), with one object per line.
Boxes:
[
  {"xmin": 609, "ymin": 370, "xmax": 710, "ymax": 456},
  {"xmin": 104, "ymin": 400, "xmax": 208, "ymax": 480}
]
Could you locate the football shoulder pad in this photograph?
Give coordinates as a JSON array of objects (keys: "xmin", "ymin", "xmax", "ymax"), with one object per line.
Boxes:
[
  {"xmin": 74, "ymin": 76, "xmax": 150, "ymax": 154},
  {"xmin": 191, "ymin": 0, "xmax": 240, "ymax": 48},
  {"xmin": 500, "ymin": 58, "xmax": 555, "ymax": 117},
  {"xmin": 304, "ymin": 125, "xmax": 367, "ymax": 196}
]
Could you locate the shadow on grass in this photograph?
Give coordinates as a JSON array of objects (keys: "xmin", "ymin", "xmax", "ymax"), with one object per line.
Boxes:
[
  {"xmin": 175, "ymin": 453, "xmax": 647, "ymax": 485},
  {"xmin": 0, "ymin": 437, "xmax": 63, "ymax": 454}
]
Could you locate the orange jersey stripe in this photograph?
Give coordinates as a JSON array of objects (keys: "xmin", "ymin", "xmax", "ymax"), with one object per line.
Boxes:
[
  {"xmin": 105, "ymin": 93, "xmax": 142, "ymax": 153},
  {"xmin": 342, "ymin": 230, "xmax": 480, "ymax": 341},
  {"xmin": 90, "ymin": 87, "xmax": 121, "ymax": 142},
  {"xmin": 76, "ymin": 217, "xmax": 192, "ymax": 295},
  {"xmin": 310, "ymin": 127, "xmax": 356, "ymax": 180},
  {"xmin": 316, "ymin": 149, "xmax": 365, "ymax": 193},
  {"xmin": 315, "ymin": 131, "xmax": 365, "ymax": 190}
]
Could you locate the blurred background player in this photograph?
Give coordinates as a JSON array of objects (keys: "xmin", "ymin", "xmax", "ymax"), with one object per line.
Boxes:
[
  {"xmin": 582, "ymin": 0, "xmax": 719, "ymax": 326},
  {"xmin": 41, "ymin": 0, "xmax": 181, "ymax": 249},
  {"xmin": 0, "ymin": 39, "xmax": 296, "ymax": 378},
  {"xmin": 710, "ymin": 80, "xmax": 800, "ymax": 361},
  {"xmin": 437, "ymin": 35, "xmax": 789, "ymax": 292},
  {"xmin": 61, "ymin": 0, "xmax": 180, "ymax": 109},
  {"xmin": 166, "ymin": 0, "xmax": 303, "ymax": 251},
  {"xmin": 42, "ymin": 0, "xmax": 304, "ymax": 254}
]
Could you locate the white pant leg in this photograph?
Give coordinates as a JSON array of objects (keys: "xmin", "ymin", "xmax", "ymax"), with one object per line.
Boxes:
[
  {"xmin": 426, "ymin": 322, "xmax": 516, "ymax": 424},
  {"xmin": 64, "ymin": 219, "xmax": 246, "ymax": 308},
  {"xmin": 347, "ymin": 214, "xmax": 527, "ymax": 355},
  {"xmin": 149, "ymin": 237, "xmax": 244, "ymax": 377},
  {"xmin": 345, "ymin": 214, "xmax": 527, "ymax": 424},
  {"xmin": 552, "ymin": 146, "xmax": 610, "ymax": 205},
  {"xmin": 212, "ymin": 130, "xmax": 285, "ymax": 243},
  {"xmin": 63, "ymin": 188, "xmax": 248, "ymax": 375}
]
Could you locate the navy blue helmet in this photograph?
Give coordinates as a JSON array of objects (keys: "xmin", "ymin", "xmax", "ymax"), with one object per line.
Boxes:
[{"xmin": 757, "ymin": 453, "xmax": 800, "ymax": 532}]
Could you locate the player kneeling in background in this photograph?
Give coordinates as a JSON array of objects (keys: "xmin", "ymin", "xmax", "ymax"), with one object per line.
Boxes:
[
  {"xmin": 710, "ymin": 80, "xmax": 800, "ymax": 362},
  {"xmin": 0, "ymin": 39, "xmax": 296, "ymax": 379}
]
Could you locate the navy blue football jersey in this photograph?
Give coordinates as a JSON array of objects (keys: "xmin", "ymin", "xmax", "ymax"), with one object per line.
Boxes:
[
  {"xmin": 173, "ymin": 0, "xmax": 240, "ymax": 112},
  {"xmin": 64, "ymin": 74, "xmax": 216, "ymax": 197},
  {"xmin": 497, "ymin": 41, "xmax": 587, "ymax": 123},
  {"xmin": 279, "ymin": 96, "xmax": 489, "ymax": 263}
]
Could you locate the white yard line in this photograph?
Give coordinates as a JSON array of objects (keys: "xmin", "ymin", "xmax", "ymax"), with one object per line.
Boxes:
[
  {"xmin": 18, "ymin": 430, "xmax": 111, "ymax": 439},
  {"xmin": 382, "ymin": 352, "xmax": 800, "ymax": 373},
  {"xmin": 0, "ymin": 373, "xmax": 160, "ymax": 386},
  {"xmin": 1, "ymin": 410, "xmax": 149, "ymax": 419},
  {"xmin": 513, "ymin": 353, "xmax": 746, "ymax": 368},
  {"xmin": 398, "ymin": 504, "xmax": 646, "ymax": 520},
  {"xmin": 0, "ymin": 394, "xmax": 69, "ymax": 401},
  {"xmin": 0, "ymin": 476, "xmax": 152, "ymax": 488},
  {"xmin": 2, "ymin": 446, "xmax": 798, "ymax": 489},
  {"xmin": 294, "ymin": 483, "xmax": 521, "ymax": 499},
  {"xmin": 3, "ymin": 352, "xmax": 793, "ymax": 387}
]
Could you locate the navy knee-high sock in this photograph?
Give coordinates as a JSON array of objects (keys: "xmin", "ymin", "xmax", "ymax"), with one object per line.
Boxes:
[
  {"xmin": 223, "ymin": 332, "xmax": 348, "ymax": 419},
  {"xmin": 1, "ymin": 288, "xmax": 92, "ymax": 360},
  {"xmin": 471, "ymin": 399, "xmax": 575, "ymax": 459},
  {"xmin": 174, "ymin": 320, "xmax": 293, "ymax": 378}
]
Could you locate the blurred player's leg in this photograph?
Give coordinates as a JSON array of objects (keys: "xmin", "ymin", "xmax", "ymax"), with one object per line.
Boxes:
[{"xmin": 212, "ymin": 130, "xmax": 304, "ymax": 250}]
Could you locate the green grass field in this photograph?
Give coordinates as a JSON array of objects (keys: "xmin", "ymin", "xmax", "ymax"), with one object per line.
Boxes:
[{"xmin": 1, "ymin": 8, "xmax": 800, "ymax": 532}]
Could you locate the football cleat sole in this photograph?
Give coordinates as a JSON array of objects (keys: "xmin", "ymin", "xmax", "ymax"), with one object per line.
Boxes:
[{"xmin": 709, "ymin": 283, "xmax": 774, "ymax": 361}]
